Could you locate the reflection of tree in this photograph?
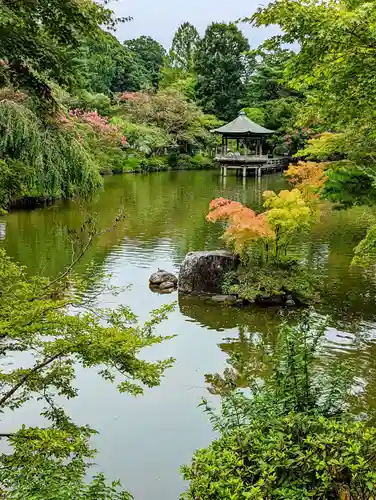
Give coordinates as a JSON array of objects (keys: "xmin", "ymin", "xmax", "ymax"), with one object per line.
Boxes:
[{"xmin": 205, "ymin": 325, "xmax": 272, "ymax": 394}]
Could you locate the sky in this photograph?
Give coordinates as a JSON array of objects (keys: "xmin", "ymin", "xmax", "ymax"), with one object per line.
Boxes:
[{"xmin": 109, "ymin": 0, "xmax": 276, "ymax": 50}]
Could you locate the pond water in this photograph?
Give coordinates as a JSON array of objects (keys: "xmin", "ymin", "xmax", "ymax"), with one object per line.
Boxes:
[{"xmin": 2, "ymin": 170, "xmax": 376, "ymax": 499}]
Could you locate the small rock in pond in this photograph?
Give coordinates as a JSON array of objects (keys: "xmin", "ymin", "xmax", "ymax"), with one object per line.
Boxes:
[
  {"xmin": 159, "ymin": 287, "xmax": 175, "ymax": 294},
  {"xmin": 285, "ymin": 298, "xmax": 296, "ymax": 306},
  {"xmin": 149, "ymin": 270, "xmax": 177, "ymax": 286},
  {"xmin": 159, "ymin": 281, "xmax": 176, "ymax": 290}
]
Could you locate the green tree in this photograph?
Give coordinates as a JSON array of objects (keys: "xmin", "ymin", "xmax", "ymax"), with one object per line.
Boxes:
[
  {"xmin": 248, "ymin": 0, "xmax": 376, "ymax": 264},
  {"xmin": 118, "ymin": 88, "xmax": 220, "ymax": 151},
  {"xmin": 80, "ymin": 32, "xmax": 150, "ymax": 95},
  {"xmin": 249, "ymin": 0, "xmax": 376, "ymax": 163},
  {"xmin": 0, "ymin": 0, "xmax": 125, "ymax": 108},
  {"xmin": 245, "ymin": 49, "xmax": 298, "ymax": 106},
  {"xmin": 195, "ymin": 23, "xmax": 252, "ymax": 121},
  {"xmin": 170, "ymin": 22, "xmax": 200, "ymax": 72},
  {"xmin": 250, "ymin": 0, "xmax": 376, "ymax": 128},
  {"xmin": 0, "ymin": 220, "xmax": 174, "ymax": 498},
  {"xmin": 243, "ymin": 49, "xmax": 304, "ymax": 153},
  {"xmin": 123, "ymin": 36, "xmax": 166, "ymax": 88},
  {"xmin": 159, "ymin": 60, "xmax": 197, "ymax": 100}
]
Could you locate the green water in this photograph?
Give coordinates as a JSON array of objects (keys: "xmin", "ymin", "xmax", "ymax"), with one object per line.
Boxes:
[{"xmin": 1, "ymin": 170, "xmax": 376, "ymax": 498}]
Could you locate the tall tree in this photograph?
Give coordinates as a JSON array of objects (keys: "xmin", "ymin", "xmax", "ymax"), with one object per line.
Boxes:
[
  {"xmin": 123, "ymin": 36, "xmax": 166, "ymax": 88},
  {"xmin": 250, "ymin": 0, "xmax": 376, "ymax": 130},
  {"xmin": 245, "ymin": 49, "xmax": 298, "ymax": 106},
  {"xmin": 195, "ymin": 23, "xmax": 252, "ymax": 121},
  {"xmin": 249, "ymin": 0, "xmax": 376, "ymax": 184},
  {"xmin": 81, "ymin": 32, "xmax": 150, "ymax": 95},
  {"xmin": 170, "ymin": 22, "xmax": 200, "ymax": 72},
  {"xmin": 0, "ymin": 0, "xmax": 125, "ymax": 107},
  {"xmin": 244, "ymin": 49, "xmax": 303, "ymax": 134}
]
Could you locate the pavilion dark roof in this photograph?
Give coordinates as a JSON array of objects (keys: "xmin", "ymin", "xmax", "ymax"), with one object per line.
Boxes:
[{"xmin": 212, "ymin": 112, "xmax": 274, "ymax": 136}]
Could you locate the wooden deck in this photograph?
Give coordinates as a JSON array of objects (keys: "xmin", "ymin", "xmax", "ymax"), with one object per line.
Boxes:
[
  {"xmin": 215, "ymin": 154, "xmax": 270, "ymax": 164},
  {"xmin": 216, "ymin": 155, "xmax": 287, "ymax": 178}
]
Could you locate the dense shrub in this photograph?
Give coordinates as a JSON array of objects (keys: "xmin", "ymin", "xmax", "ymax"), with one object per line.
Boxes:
[
  {"xmin": 177, "ymin": 153, "xmax": 214, "ymax": 170},
  {"xmin": 140, "ymin": 156, "xmax": 169, "ymax": 172},
  {"xmin": 121, "ymin": 156, "xmax": 142, "ymax": 172},
  {"xmin": 183, "ymin": 318, "xmax": 376, "ymax": 498},
  {"xmin": 182, "ymin": 413, "xmax": 376, "ymax": 499}
]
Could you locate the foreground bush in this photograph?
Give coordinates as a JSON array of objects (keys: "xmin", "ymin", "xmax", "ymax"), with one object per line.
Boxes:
[
  {"xmin": 182, "ymin": 412, "xmax": 376, "ymax": 499},
  {"xmin": 182, "ymin": 316, "xmax": 376, "ymax": 498}
]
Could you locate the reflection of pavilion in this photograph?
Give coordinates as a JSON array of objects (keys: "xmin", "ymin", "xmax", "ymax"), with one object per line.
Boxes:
[{"xmin": 212, "ymin": 112, "xmax": 287, "ymax": 178}]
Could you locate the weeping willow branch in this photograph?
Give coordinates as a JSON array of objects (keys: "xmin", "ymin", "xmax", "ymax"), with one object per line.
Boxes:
[{"xmin": 0, "ymin": 97, "xmax": 102, "ymax": 209}]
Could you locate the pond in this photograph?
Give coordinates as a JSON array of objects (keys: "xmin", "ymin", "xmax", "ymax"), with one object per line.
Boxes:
[{"xmin": 1, "ymin": 170, "xmax": 376, "ymax": 499}]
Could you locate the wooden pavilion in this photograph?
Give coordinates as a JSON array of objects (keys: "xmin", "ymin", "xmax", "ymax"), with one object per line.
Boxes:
[{"xmin": 212, "ymin": 111, "xmax": 285, "ymax": 177}]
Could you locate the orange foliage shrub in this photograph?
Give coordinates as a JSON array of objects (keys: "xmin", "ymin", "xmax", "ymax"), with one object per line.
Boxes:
[
  {"xmin": 285, "ymin": 161, "xmax": 328, "ymax": 197},
  {"xmin": 206, "ymin": 198, "xmax": 274, "ymax": 253}
]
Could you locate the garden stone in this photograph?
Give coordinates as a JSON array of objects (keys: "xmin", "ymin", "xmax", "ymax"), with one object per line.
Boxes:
[
  {"xmin": 178, "ymin": 250, "xmax": 238, "ymax": 294},
  {"xmin": 159, "ymin": 287, "xmax": 175, "ymax": 294},
  {"xmin": 149, "ymin": 270, "xmax": 177, "ymax": 286},
  {"xmin": 159, "ymin": 281, "xmax": 176, "ymax": 290}
]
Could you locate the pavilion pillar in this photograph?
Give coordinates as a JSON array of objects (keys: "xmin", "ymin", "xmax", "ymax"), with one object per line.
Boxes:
[
  {"xmin": 221, "ymin": 136, "xmax": 224, "ymax": 155},
  {"xmin": 260, "ymin": 141, "xmax": 263, "ymax": 156},
  {"xmin": 236, "ymin": 138, "xmax": 239, "ymax": 151},
  {"xmin": 256, "ymin": 140, "xmax": 261, "ymax": 156}
]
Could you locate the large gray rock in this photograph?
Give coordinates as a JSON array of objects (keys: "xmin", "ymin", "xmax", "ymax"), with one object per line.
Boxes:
[{"xmin": 178, "ymin": 250, "xmax": 238, "ymax": 294}]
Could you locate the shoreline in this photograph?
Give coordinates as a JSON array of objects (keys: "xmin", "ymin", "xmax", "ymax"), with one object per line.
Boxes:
[{"xmin": 5, "ymin": 163, "xmax": 217, "ymax": 212}]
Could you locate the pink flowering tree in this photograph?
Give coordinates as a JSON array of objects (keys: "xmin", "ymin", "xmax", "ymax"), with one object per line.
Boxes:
[
  {"xmin": 59, "ymin": 109, "xmax": 128, "ymax": 173},
  {"xmin": 68, "ymin": 109, "xmax": 127, "ymax": 147}
]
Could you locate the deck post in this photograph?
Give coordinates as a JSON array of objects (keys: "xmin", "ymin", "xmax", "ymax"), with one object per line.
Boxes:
[
  {"xmin": 224, "ymin": 166, "xmax": 227, "ymax": 177},
  {"xmin": 257, "ymin": 167, "xmax": 261, "ymax": 177},
  {"xmin": 243, "ymin": 166, "xmax": 247, "ymax": 178}
]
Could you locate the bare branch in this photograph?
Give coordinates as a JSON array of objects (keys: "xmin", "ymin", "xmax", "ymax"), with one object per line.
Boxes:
[{"xmin": 45, "ymin": 214, "xmax": 125, "ymax": 290}]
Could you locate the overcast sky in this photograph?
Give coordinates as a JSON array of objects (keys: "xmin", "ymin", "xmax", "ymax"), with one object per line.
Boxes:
[{"xmin": 109, "ymin": 0, "xmax": 275, "ymax": 50}]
